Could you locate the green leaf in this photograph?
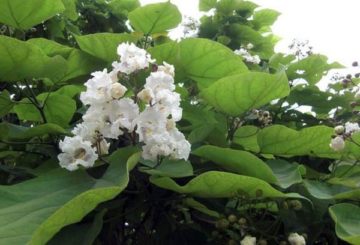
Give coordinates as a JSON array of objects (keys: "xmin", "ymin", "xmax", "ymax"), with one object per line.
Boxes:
[
  {"xmin": 0, "ymin": 36, "xmax": 67, "ymax": 82},
  {"xmin": 329, "ymin": 203, "xmax": 360, "ymax": 244},
  {"xmin": 128, "ymin": 2, "xmax": 182, "ymax": 34},
  {"xmin": 267, "ymin": 159, "xmax": 304, "ymax": 189},
  {"xmin": 233, "ymin": 125, "xmax": 260, "ymax": 152},
  {"xmin": 179, "ymin": 38, "xmax": 248, "ymax": 88},
  {"xmin": 287, "ymin": 55, "xmax": 344, "ymax": 85},
  {"xmin": 304, "ymin": 180, "xmax": 360, "ymax": 200},
  {"xmin": 0, "ymin": 0, "xmax": 65, "ymax": 29},
  {"xmin": 0, "ymin": 90, "xmax": 14, "ymax": 117},
  {"xmin": 75, "ymin": 33, "xmax": 139, "ymax": 62},
  {"xmin": 252, "ymin": 9, "xmax": 280, "ymax": 30},
  {"xmin": 148, "ymin": 41, "xmax": 186, "ymax": 82},
  {"xmin": 228, "ymin": 24, "xmax": 275, "ymax": 59},
  {"xmin": 216, "ymin": 0, "xmax": 258, "ymax": 15},
  {"xmin": 0, "ymin": 147, "xmax": 139, "ymax": 245},
  {"xmin": 139, "ymin": 159, "xmax": 193, "ymax": 178},
  {"xmin": 60, "ymin": 49, "xmax": 105, "ymax": 82},
  {"xmin": 14, "ymin": 94, "xmax": 76, "ymax": 126},
  {"xmin": 192, "ymin": 145, "xmax": 277, "ymax": 183},
  {"xmin": 183, "ymin": 198, "xmax": 220, "ymax": 218},
  {"xmin": 0, "ymin": 123, "xmax": 68, "ymax": 141},
  {"xmin": 150, "ymin": 171, "xmax": 305, "ymax": 199},
  {"xmin": 108, "ymin": 0, "xmax": 140, "ymax": 18},
  {"xmin": 27, "ymin": 38, "xmax": 73, "ymax": 57},
  {"xmin": 199, "ymin": 0, "xmax": 217, "ymax": 11},
  {"xmin": 257, "ymin": 125, "xmax": 340, "ymax": 158},
  {"xmin": 48, "ymin": 209, "xmax": 106, "ymax": 245},
  {"xmin": 60, "ymin": 0, "xmax": 78, "ymax": 21},
  {"xmin": 287, "ymin": 85, "xmax": 352, "ymax": 114},
  {"xmin": 269, "ymin": 53, "xmax": 296, "ymax": 70},
  {"xmin": 202, "ymin": 72, "xmax": 289, "ymax": 116}
]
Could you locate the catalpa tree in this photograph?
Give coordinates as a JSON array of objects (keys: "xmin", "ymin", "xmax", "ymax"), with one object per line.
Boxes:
[{"xmin": 0, "ymin": 0, "xmax": 359, "ymax": 244}]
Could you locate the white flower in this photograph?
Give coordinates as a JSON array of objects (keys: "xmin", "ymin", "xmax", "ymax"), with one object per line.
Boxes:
[
  {"xmin": 80, "ymin": 69, "xmax": 115, "ymax": 106},
  {"xmin": 112, "ymin": 42, "xmax": 154, "ymax": 74},
  {"xmin": 288, "ymin": 233, "xmax": 306, "ymax": 245},
  {"xmin": 144, "ymin": 71, "xmax": 176, "ymax": 93},
  {"xmin": 135, "ymin": 107, "xmax": 167, "ymax": 142},
  {"xmin": 240, "ymin": 235, "xmax": 256, "ymax": 245},
  {"xmin": 157, "ymin": 62, "xmax": 175, "ymax": 77},
  {"xmin": 107, "ymin": 98, "xmax": 140, "ymax": 131},
  {"xmin": 234, "ymin": 48, "xmax": 261, "ymax": 64},
  {"xmin": 58, "ymin": 136, "xmax": 98, "ymax": 171},
  {"xmin": 71, "ymin": 121, "xmax": 103, "ymax": 143},
  {"xmin": 345, "ymin": 122, "xmax": 360, "ymax": 134},
  {"xmin": 168, "ymin": 128, "xmax": 191, "ymax": 160},
  {"xmin": 110, "ymin": 82, "xmax": 127, "ymax": 99},
  {"xmin": 330, "ymin": 136, "xmax": 345, "ymax": 151},
  {"xmin": 137, "ymin": 88, "xmax": 154, "ymax": 104},
  {"xmin": 153, "ymin": 89, "xmax": 182, "ymax": 121}
]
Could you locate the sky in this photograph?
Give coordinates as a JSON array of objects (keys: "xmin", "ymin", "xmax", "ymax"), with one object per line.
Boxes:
[{"xmin": 140, "ymin": 0, "xmax": 360, "ymax": 67}]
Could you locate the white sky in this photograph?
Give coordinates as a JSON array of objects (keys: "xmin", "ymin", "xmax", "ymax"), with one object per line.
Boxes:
[{"xmin": 140, "ymin": 0, "xmax": 360, "ymax": 67}]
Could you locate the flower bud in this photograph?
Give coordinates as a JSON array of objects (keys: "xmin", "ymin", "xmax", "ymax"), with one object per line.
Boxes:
[
  {"xmin": 166, "ymin": 119, "xmax": 176, "ymax": 131},
  {"xmin": 98, "ymin": 139, "xmax": 109, "ymax": 155},
  {"xmin": 158, "ymin": 62, "xmax": 175, "ymax": 77},
  {"xmin": 137, "ymin": 88, "xmax": 153, "ymax": 104},
  {"xmin": 334, "ymin": 125, "xmax": 345, "ymax": 135},
  {"xmin": 111, "ymin": 83, "xmax": 127, "ymax": 99},
  {"xmin": 289, "ymin": 200, "xmax": 302, "ymax": 211},
  {"xmin": 227, "ymin": 214, "xmax": 237, "ymax": 223},
  {"xmin": 355, "ymin": 90, "xmax": 360, "ymax": 100}
]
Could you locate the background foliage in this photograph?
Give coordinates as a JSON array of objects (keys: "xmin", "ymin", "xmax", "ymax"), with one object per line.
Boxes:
[{"xmin": 0, "ymin": 0, "xmax": 359, "ymax": 244}]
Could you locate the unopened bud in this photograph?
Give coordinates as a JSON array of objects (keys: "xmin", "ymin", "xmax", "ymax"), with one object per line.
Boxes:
[
  {"xmin": 166, "ymin": 119, "xmax": 176, "ymax": 131},
  {"xmin": 258, "ymin": 239, "xmax": 268, "ymax": 245},
  {"xmin": 111, "ymin": 83, "xmax": 127, "ymax": 99},
  {"xmin": 137, "ymin": 88, "xmax": 153, "ymax": 104},
  {"xmin": 334, "ymin": 125, "xmax": 345, "ymax": 135},
  {"xmin": 98, "ymin": 139, "xmax": 109, "ymax": 155},
  {"xmin": 238, "ymin": 217, "xmax": 247, "ymax": 226}
]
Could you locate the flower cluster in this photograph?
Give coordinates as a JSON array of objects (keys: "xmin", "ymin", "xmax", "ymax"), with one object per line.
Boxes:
[
  {"xmin": 234, "ymin": 43, "xmax": 261, "ymax": 64},
  {"xmin": 330, "ymin": 122, "xmax": 360, "ymax": 151},
  {"xmin": 58, "ymin": 43, "xmax": 190, "ymax": 171}
]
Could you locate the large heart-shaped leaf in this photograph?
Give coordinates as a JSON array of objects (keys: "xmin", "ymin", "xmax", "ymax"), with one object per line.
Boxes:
[
  {"xmin": 179, "ymin": 38, "xmax": 248, "ymax": 88},
  {"xmin": 329, "ymin": 203, "xmax": 360, "ymax": 244},
  {"xmin": 75, "ymin": 33, "xmax": 139, "ymax": 62},
  {"xmin": 0, "ymin": 0, "xmax": 65, "ymax": 30},
  {"xmin": 0, "ymin": 148, "xmax": 139, "ymax": 245},
  {"xmin": 150, "ymin": 171, "xmax": 305, "ymax": 200},
  {"xmin": 202, "ymin": 72, "xmax": 289, "ymax": 116},
  {"xmin": 0, "ymin": 36, "xmax": 67, "ymax": 82},
  {"xmin": 128, "ymin": 2, "xmax": 181, "ymax": 34},
  {"xmin": 257, "ymin": 125, "xmax": 339, "ymax": 158},
  {"xmin": 192, "ymin": 145, "xmax": 277, "ymax": 183},
  {"xmin": 0, "ymin": 123, "xmax": 68, "ymax": 141}
]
